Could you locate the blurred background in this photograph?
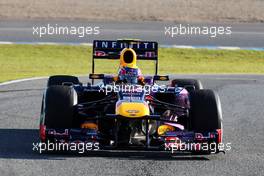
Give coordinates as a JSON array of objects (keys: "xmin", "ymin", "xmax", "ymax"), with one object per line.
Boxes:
[{"xmin": 0, "ymin": 0, "xmax": 264, "ymax": 23}]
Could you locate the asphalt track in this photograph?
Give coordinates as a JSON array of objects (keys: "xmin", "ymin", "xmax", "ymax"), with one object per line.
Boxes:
[
  {"xmin": 0, "ymin": 74, "xmax": 264, "ymax": 176},
  {"xmin": 0, "ymin": 20, "xmax": 264, "ymax": 47}
]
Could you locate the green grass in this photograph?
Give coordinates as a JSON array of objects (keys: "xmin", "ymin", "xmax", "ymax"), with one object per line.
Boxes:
[{"xmin": 0, "ymin": 44, "xmax": 264, "ymax": 82}]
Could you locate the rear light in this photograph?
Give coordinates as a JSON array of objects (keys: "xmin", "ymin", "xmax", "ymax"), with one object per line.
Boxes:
[
  {"xmin": 216, "ymin": 129, "xmax": 222, "ymax": 143},
  {"xmin": 39, "ymin": 124, "xmax": 46, "ymax": 142}
]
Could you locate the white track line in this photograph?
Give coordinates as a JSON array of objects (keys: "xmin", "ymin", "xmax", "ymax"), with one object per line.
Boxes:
[
  {"xmin": 0, "ymin": 74, "xmax": 90, "ymax": 86},
  {"xmin": 0, "ymin": 77, "xmax": 48, "ymax": 86},
  {"xmin": 217, "ymin": 46, "xmax": 241, "ymax": 50}
]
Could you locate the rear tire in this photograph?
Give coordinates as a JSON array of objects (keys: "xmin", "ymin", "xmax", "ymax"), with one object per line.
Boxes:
[
  {"xmin": 189, "ymin": 89, "xmax": 222, "ymax": 131},
  {"xmin": 171, "ymin": 79, "xmax": 203, "ymax": 92},
  {"xmin": 43, "ymin": 85, "xmax": 77, "ymax": 128},
  {"xmin": 47, "ymin": 75, "xmax": 80, "ymax": 87},
  {"xmin": 189, "ymin": 89, "xmax": 222, "ymax": 154}
]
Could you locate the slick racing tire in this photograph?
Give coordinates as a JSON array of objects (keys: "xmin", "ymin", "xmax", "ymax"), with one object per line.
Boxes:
[
  {"xmin": 171, "ymin": 79, "xmax": 203, "ymax": 92},
  {"xmin": 43, "ymin": 85, "xmax": 77, "ymax": 128},
  {"xmin": 189, "ymin": 89, "xmax": 222, "ymax": 154},
  {"xmin": 189, "ymin": 89, "xmax": 222, "ymax": 131},
  {"xmin": 47, "ymin": 75, "xmax": 80, "ymax": 87}
]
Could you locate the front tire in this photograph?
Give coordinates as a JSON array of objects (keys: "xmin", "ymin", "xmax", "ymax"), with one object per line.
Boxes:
[
  {"xmin": 171, "ymin": 79, "xmax": 203, "ymax": 92},
  {"xmin": 47, "ymin": 75, "xmax": 80, "ymax": 87}
]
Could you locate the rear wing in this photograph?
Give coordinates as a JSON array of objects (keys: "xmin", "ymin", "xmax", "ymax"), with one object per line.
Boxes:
[{"xmin": 92, "ymin": 40, "xmax": 158, "ymax": 74}]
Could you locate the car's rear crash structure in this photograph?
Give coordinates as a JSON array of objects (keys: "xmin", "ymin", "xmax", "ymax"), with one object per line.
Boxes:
[{"xmin": 39, "ymin": 40, "xmax": 223, "ymax": 154}]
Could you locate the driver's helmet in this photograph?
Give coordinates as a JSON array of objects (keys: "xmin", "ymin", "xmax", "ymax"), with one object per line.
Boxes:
[
  {"xmin": 118, "ymin": 66, "xmax": 142, "ymax": 84},
  {"xmin": 117, "ymin": 48, "xmax": 144, "ymax": 84}
]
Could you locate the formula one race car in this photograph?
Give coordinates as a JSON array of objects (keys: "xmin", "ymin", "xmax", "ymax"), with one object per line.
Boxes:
[{"xmin": 39, "ymin": 39, "xmax": 223, "ymax": 154}]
